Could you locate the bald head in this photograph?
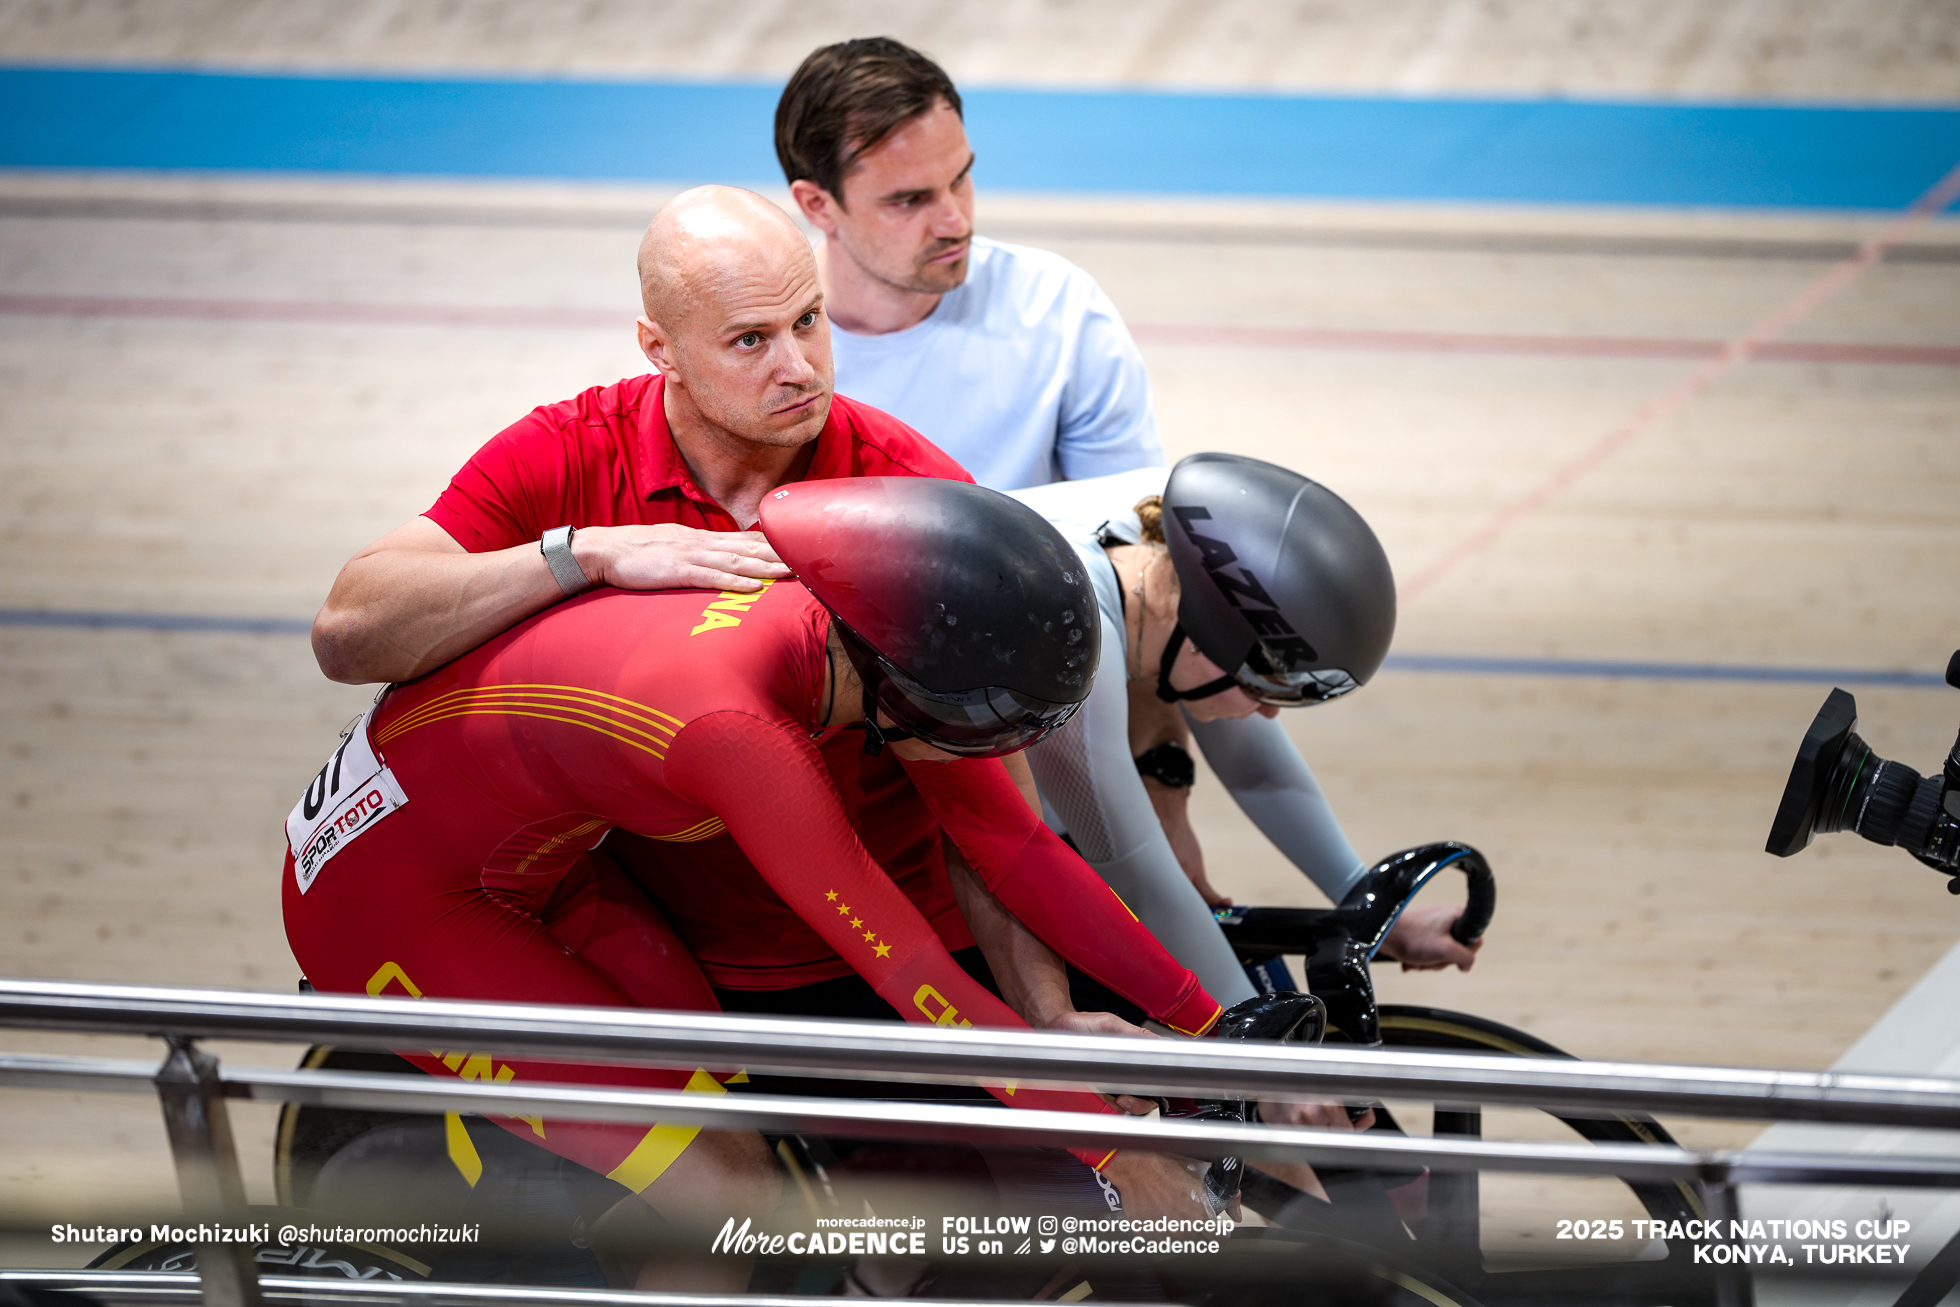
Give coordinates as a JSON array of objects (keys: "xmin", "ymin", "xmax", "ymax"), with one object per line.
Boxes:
[
  {"xmin": 638, "ymin": 185, "xmax": 813, "ymax": 327},
  {"xmin": 634, "ymin": 185, "xmax": 834, "ymax": 459}
]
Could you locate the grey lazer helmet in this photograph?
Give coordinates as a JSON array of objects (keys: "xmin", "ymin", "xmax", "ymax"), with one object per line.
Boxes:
[{"xmin": 1157, "ymin": 453, "xmax": 1396, "ymax": 707}]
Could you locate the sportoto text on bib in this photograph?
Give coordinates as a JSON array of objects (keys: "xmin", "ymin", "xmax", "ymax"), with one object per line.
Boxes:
[{"xmin": 285, "ymin": 705, "xmax": 407, "ymax": 893}]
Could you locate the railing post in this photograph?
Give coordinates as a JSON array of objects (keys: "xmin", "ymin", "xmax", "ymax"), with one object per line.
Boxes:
[
  {"xmin": 1700, "ymin": 1165, "xmax": 1755, "ymax": 1307},
  {"xmin": 153, "ymin": 1036, "xmax": 264, "ymax": 1307},
  {"xmin": 1427, "ymin": 1104, "xmax": 1483, "ymax": 1289}
]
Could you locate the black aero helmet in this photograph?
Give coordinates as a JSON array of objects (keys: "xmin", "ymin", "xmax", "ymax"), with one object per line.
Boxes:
[
  {"xmin": 758, "ymin": 477, "xmax": 1100, "ymax": 757},
  {"xmin": 1158, "ymin": 453, "xmax": 1395, "ymax": 706}
]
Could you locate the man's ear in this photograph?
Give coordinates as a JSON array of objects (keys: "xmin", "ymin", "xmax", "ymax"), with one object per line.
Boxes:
[
  {"xmin": 637, "ymin": 316, "xmax": 678, "ymax": 375},
  {"xmin": 789, "ymin": 179, "xmax": 842, "ymax": 236}
]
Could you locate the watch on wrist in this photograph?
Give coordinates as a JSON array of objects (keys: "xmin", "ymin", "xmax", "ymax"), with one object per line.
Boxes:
[
  {"xmin": 1134, "ymin": 740, "xmax": 1195, "ymax": 790},
  {"xmin": 540, "ymin": 525, "xmax": 591, "ymax": 597}
]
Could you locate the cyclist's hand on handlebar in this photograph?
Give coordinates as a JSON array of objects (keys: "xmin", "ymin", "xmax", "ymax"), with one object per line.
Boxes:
[
  {"xmin": 1255, "ymin": 1099, "xmax": 1375, "ymax": 1132},
  {"xmin": 1046, "ymin": 1011, "xmax": 1163, "ymax": 1116},
  {"xmin": 1101, "ymin": 1150, "xmax": 1218, "ymax": 1221},
  {"xmin": 1192, "ymin": 878, "xmax": 1233, "ymax": 909},
  {"xmin": 1047, "ymin": 1009, "xmax": 1157, "ymax": 1040},
  {"xmin": 1381, "ymin": 902, "xmax": 1482, "ymax": 972}
]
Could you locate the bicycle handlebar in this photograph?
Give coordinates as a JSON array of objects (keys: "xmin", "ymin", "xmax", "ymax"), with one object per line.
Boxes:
[
  {"xmin": 1215, "ymin": 841, "xmax": 1495, "ymax": 961},
  {"xmin": 1445, "ymin": 847, "xmax": 1495, "ymax": 945},
  {"xmin": 1213, "ymin": 842, "xmax": 1496, "ymax": 1046},
  {"xmin": 1341, "ymin": 840, "xmax": 1494, "ymax": 955}
]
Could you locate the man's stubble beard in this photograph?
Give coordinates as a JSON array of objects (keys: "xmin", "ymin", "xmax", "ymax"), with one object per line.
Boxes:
[
  {"xmin": 734, "ymin": 384, "xmax": 833, "ymax": 450},
  {"xmin": 901, "ymin": 240, "xmax": 969, "ymax": 296},
  {"xmin": 846, "ymin": 230, "xmax": 970, "ymax": 297}
]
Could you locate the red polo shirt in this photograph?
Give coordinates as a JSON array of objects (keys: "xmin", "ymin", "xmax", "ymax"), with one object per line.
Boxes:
[
  {"xmin": 425, "ymin": 372, "xmax": 970, "ymax": 549},
  {"xmin": 421, "ymin": 373, "xmax": 981, "ymax": 989}
]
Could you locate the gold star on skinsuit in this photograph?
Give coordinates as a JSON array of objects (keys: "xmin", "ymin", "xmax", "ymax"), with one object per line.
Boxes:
[
  {"xmin": 825, "ymin": 890, "xmax": 838, "ymax": 901},
  {"xmin": 837, "ymin": 902, "xmax": 851, "ymax": 916},
  {"xmin": 851, "ymin": 917, "xmax": 864, "ymax": 929},
  {"xmin": 874, "ymin": 942, "xmax": 892, "ymax": 958},
  {"xmin": 863, "ymin": 929, "xmax": 877, "ymax": 943}
]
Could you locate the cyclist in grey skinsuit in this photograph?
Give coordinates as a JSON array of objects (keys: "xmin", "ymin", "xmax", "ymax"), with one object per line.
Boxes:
[{"xmin": 1012, "ymin": 465, "xmax": 1477, "ymax": 1007}]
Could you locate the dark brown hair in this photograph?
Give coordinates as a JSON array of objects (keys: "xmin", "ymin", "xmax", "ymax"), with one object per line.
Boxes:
[{"xmin": 775, "ymin": 37, "xmax": 962, "ymax": 207}]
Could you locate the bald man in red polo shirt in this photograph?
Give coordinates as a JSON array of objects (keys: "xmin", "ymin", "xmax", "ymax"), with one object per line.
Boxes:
[{"xmin": 312, "ymin": 185, "xmax": 957, "ymax": 686}]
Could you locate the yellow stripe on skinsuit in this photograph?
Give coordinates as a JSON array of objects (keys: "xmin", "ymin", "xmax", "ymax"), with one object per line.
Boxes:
[
  {"xmin": 378, "ymin": 701, "xmax": 678, "ymax": 752},
  {"xmin": 382, "ymin": 709, "xmax": 674, "ymax": 760},
  {"xmin": 651, "ymin": 817, "xmax": 727, "ymax": 843},
  {"xmin": 513, "ymin": 819, "xmax": 610, "ymax": 875},
  {"xmin": 377, "ymin": 690, "xmax": 679, "ymax": 755},
  {"xmin": 605, "ymin": 1067, "xmax": 727, "ymax": 1193},
  {"xmin": 381, "ymin": 683, "xmax": 683, "ymax": 735},
  {"xmin": 378, "ymin": 685, "xmax": 680, "ymax": 740},
  {"xmin": 380, "ymin": 698, "xmax": 671, "ymax": 745},
  {"xmin": 380, "ymin": 685, "xmax": 674, "ymax": 725}
]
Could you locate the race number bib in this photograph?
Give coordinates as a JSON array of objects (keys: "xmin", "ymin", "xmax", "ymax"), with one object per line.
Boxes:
[{"xmin": 285, "ymin": 704, "xmax": 407, "ymax": 894}]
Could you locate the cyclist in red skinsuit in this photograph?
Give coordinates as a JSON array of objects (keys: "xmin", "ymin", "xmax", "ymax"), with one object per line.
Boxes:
[{"xmin": 283, "ymin": 575, "xmax": 1222, "ymax": 1187}]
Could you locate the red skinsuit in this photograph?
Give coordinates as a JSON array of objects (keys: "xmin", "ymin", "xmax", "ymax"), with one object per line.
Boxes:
[
  {"xmin": 283, "ymin": 580, "xmax": 1221, "ymax": 1186},
  {"xmin": 424, "ymin": 374, "xmax": 985, "ymax": 986}
]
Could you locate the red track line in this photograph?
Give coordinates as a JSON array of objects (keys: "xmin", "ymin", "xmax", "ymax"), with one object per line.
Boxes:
[
  {"xmin": 1129, "ymin": 323, "xmax": 1960, "ymax": 368},
  {"xmin": 0, "ymin": 293, "xmax": 1954, "ymax": 368},
  {"xmin": 1398, "ymin": 157, "xmax": 1960, "ymax": 604},
  {"xmin": 0, "ymin": 294, "xmax": 629, "ymax": 331}
]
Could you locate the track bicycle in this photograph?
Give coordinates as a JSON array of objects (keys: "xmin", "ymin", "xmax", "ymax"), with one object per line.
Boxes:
[
  {"xmin": 1214, "ymin": 841, "xmax": 1719, "ymax": 1307},
  {"xmin": 92, "ymin": 844, "xmax": 1716, "ymax": 1305}
]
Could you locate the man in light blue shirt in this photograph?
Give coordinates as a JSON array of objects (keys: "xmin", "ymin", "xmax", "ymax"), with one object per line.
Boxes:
[{"xmin": 776, "ymin": 38, "xmax": 1163, "ymax": 491}]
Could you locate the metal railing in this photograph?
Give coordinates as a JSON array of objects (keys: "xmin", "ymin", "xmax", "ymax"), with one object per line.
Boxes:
[
  {"xmin": 5, "ymin": 977, "xmax": 1960, "ymax": 1307},
  {"xmin": 0, "ymin": 1271, "xmax": 1034, "ymax": 1307}
]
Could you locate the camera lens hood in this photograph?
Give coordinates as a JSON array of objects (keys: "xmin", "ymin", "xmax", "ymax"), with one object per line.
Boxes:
[{"xmin": 1766, "ymin": 687, "xmax": 1859, "ymax": 858}]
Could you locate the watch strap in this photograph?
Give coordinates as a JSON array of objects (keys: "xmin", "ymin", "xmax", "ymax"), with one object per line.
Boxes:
[{"xmin": 540, "ymin": 525, "xmax": 590, "ymax": 597}]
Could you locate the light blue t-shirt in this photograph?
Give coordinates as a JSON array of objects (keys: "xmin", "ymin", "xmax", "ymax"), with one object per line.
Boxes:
[{"xmin": 829, "ymin": 235, "xmax": 1164, "ymax": 491}]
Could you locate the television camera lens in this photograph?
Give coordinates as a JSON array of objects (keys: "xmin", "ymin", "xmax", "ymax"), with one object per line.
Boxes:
[{"xmin": 1766, "ymin": 671, "xmax": 1960, "ymax": 883}]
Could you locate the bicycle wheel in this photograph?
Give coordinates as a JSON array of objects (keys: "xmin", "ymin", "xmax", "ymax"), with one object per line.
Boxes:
[
  {"xmin": 276, "ymin": 1046, "xmax": 624, "ymax": 1287},
  {"xmin": 1375, "ymin": 1005, "xmax": 1719, "ymax": 1307}
]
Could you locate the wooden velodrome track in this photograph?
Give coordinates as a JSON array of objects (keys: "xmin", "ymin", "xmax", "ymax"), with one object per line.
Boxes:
[{"xmin": 0, "ymin": 0, "xmax": 1957, "ymax": 1277}]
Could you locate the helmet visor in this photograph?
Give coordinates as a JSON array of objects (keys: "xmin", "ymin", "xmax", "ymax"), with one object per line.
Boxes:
[
  {"xmin": 873, "ymin": 659, "xmax": 1085, "ymax": 758},
  {"xmin": 1235, "ymin": 644, "xmax": 1360, "ymax": 707}
]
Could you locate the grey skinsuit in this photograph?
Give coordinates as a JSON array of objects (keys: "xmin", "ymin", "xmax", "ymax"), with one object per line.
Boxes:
[{"xmin": 1011, "ymin": 469, "xmax": 1368, "ymax": 1006}]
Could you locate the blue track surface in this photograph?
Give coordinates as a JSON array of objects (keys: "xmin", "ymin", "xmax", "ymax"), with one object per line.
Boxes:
[
  {"xmin": 3, "ymin": 608, "xmax": 1946, "ymax": 687},
  {"xmin": 3, "ymin": 67, "xmax": 1959, "ymax": 208}
]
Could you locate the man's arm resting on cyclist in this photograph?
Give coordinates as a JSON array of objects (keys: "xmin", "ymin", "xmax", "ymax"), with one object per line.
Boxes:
[{"xmin": 312, "ymin": 516, "xmax": 787, "ymax": 684}]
